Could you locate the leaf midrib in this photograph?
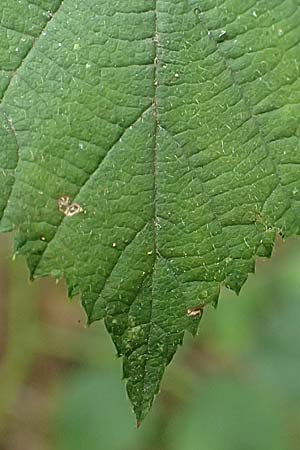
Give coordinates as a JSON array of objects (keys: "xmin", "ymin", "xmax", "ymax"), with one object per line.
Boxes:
[{"xmin": 136, "ymin": 0, "xmax": 159, "ymax": 420}]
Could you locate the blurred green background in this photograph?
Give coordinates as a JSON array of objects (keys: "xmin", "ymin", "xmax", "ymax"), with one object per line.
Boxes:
[{"xmin": 0, "ymin": 234, "xmax": 300, "ymax": 450}]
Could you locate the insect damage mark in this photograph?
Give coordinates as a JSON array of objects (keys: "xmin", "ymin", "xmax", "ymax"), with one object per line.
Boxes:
[
  {"xmin": 187, "ymin": 304, "xmax": 206, "ymax": 318},
  {"xmin": 58, "ymin": 195, "xmax": 84, "ymax": 217}
]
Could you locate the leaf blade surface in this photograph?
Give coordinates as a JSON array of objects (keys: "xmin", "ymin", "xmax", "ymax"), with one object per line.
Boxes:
[{"xmin": 1, "ymin": 0, "xmax": 300, "ymax": 420}]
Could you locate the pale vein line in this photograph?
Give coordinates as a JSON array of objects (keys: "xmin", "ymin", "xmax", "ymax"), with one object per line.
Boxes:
[
  {"xmin": 196, "ymin": 8, "xmax": 283, "ymax": 254},
  {"xmin": 153, "ymin": 2, "xmax": 159, "ymax": 258},
  {"xmin": 0, "ymin": 0, "xmax": 65, "ymax": 224},
  {"xmin": 87, "ymin": 222, "xmax": 150, "ymax": 323},
  {"xmin": 32, "ymin": 104, "xmax": 153, "ymax": 274},
  {"xmin": 0, "ymin": 0, "xmax": 65, "ymax": 105},
  {"xmin": 136, "ymin": 0, "xmax": 159, "ymax": 419}
]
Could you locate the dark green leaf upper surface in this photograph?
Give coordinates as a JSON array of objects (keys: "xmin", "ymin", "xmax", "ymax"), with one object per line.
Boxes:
[{"xmin": 1, "ymin": 0, "xmax": 300, "ymax": 420}]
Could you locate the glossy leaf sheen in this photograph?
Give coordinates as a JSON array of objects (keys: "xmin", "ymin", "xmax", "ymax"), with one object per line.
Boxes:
[{"xmin": 1, "ymin": 0, "xmax": 300, "ymax": 420}]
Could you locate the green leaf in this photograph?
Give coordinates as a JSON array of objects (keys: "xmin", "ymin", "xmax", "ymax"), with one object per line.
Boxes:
[{"xmin": 1, "ymin": 0, "xmax": 300, "ymax": 420}]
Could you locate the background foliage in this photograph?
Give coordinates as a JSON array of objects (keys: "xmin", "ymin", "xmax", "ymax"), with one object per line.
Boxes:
[{"xmin": 0, "ymin": 234, "xmax": 299, "ymax": 449}]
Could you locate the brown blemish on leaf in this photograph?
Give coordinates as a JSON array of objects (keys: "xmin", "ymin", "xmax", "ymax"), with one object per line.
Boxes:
[
  {"xmin": 187, "ymin": 304, "xmax": 205, "ymax": 318},
  {"xmin": 58, "ymin": 195, "xmax": 84, "ymax": 217},
  {"xmin": 58, "ymin": 195, "xmax": 70, "ymax": 212}
]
